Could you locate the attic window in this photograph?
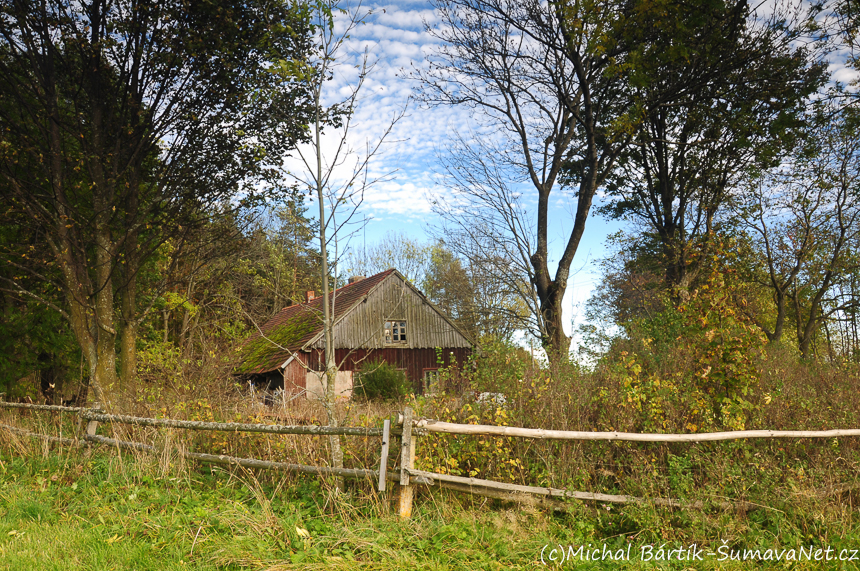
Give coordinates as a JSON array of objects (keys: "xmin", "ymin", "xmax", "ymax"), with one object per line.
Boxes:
[{"xmin": 384, "ymin": 320, "xmax": 407, "ymax": 344}]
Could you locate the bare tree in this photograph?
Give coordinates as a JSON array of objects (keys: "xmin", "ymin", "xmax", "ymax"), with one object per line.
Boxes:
[
  {"xmin": 431, "ymin": 136, "xmax": 543, "ymax": 341},
  {"xmin": 419, "ymin": 0, "xmax": 640, "ymax": 362},
  {"xmin": 345, "ymin": 231, "xmax": 431, "ymax": 285},
  {"xmin": 284, "ymin": 0, "xmax": 404, "ymax": 480},
  {"xmin": 740, "ymin": 102, "xmax": 860, "ymax": 357}
]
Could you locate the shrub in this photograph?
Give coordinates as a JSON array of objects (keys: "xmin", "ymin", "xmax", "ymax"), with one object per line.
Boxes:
[
  {"xmin": 465, "ymin": 337, "xmax": 533, "ymax": 397},
  {"xmin": 353, "ymin": 360, "xmax": 409, "ymax": 401},
  {"xmin": 596, "ymin": 243, "xmax": 768, "ymax": 432}
]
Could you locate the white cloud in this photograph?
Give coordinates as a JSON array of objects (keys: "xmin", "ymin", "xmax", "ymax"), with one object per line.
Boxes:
[
  {"xmin": 831, "ymin": 65, "xmax": 860, "ymax": 86},
  {"xmin": 374, "ymin": 5, "xmax": 438, "ymax": 28},
  {"xmin": 278, "ymin": 1, "xmax": 491, "ymax": 229}
]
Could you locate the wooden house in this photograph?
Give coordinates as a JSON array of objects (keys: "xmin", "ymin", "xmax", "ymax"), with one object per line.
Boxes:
[{"xmin": 235, "ymin": 269, "xmax": 473, "ymax": 399}]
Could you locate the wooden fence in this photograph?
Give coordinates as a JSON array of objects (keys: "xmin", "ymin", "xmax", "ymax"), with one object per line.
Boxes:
[
  {"xmin": 2, "ymin": 400, "xmax": 859, "ymax": 518},
  {"xmin": 397, "ymin": 411, "xmax": 860, "ymax": 515},
  {"xmin": 0, "ymin": 400, "xmax": 395, "ymax": 491}
]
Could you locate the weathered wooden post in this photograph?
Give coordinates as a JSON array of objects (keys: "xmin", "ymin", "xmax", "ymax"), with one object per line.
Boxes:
[
  {"xmin": 81, "ymin": 403, "xmax": 102, "ymax": 441},
  {"xmin": 398, "ymin": 407, "xmax": 416, "ymax": 518},
  {"xmin": 378, "ymin": 418, "xmax": 391, "ymax": 492}
]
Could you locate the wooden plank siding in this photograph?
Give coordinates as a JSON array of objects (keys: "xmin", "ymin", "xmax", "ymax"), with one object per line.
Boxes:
[
  {"xmin": 283, "ymin": 354, "xmax": 308, "ymax": 394},
  {"xmin": 310, "ymin": 273, "xmax": 472, "ymax": 351}
]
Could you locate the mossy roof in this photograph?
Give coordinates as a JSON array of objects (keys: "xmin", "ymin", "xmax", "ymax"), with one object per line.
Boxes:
[{"xmin": 235, "ymin": 269, "xmax": 395, "ymax": 375}]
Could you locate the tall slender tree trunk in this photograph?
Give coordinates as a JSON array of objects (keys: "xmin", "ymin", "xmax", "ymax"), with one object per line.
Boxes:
[
  {"xmin": 84, "ymin": 38, "xmax": 120, "ymax": 404},
  {"xmin": 768, "ymin": 288, "xmax": 787, "ymax": 343},
  {"xmin": 662, "ymin": 236, "xmax": 688, "ymax": 292},
  {"xmin": 46, "ymin": 93, "xmax": 108, "ymax": 404},
  {"xmin": 313, "ymin": 92, "xmax": 344, "ymax": 483},
  {"xmin": 92, "ymin": 199, "xmax": 119, "ymax": 400},
  {"xmin": 179, "ymin": 270, "xmax": 196, "ymax": 352},
  {"xmin": 120, "ymin": 231, "xmax": 139, "ymax": 393}
]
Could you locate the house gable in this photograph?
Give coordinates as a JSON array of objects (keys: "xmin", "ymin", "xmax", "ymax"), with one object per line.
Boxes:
[{"xmin": 309, "ymin": 271, "xmax": 472, "ymax": 350}]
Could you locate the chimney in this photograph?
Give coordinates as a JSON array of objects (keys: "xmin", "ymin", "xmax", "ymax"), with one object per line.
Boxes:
[
  {"xmin": 348, "ymin": 275, "xmax": 365, "ymax": 284},
  {"xmin": 305, "ymin": 290, "xmax": 315, "ymax": 303}
]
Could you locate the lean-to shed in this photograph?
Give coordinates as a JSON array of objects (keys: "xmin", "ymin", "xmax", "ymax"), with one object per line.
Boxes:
[{"xmin": 235, "ymin": 269, "xmax": 473, "ymax": 399}]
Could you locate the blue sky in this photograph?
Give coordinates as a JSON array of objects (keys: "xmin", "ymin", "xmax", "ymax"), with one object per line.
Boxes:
[
  {"xmin": 279, "ymin": 0, "xmax": 627, "ymax": 343},
  {"xmin": 284, "ymin": 0, "xmax": 858, "ymax": 344}
]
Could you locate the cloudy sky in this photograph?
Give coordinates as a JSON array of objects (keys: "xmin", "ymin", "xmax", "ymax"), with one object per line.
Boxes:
[
  {"xmin": 280, "ymin": 0, "xmax": 623, "ymax": 342},
  {"xmin": 284, "ymin": 0, "xmax": 858, "ymax": 343}
]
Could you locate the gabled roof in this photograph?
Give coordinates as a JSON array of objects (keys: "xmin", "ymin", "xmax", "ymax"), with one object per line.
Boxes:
[{"xmin": 235, "ymin": 270, "xmax": 396, "ymax": 375}]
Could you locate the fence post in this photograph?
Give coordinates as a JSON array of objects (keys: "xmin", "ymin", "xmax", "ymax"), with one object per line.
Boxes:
[
  {"xmin": 83, "ymin": 403, "xmax": 102, "ymax": 440},
  {"xmin": 378, "ymin": 418, "xmax": 391, "ymax": 492},
  {"xmin": 398, "ymin": 407, "xmax": 416, "ymax": 518}
]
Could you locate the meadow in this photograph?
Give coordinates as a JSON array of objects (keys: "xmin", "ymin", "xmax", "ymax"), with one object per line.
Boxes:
[{"xmin": 2, "ymin": 339, "xmax": 860, "ymax": 570}]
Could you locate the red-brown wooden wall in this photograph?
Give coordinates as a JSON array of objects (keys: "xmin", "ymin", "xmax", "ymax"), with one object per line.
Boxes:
[{"xmin": 281, "ymin": 347, "xmax": 471, "ymax": 395}]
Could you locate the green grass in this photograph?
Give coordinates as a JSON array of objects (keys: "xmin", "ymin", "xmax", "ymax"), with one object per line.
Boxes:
[{"xmin": 2, "ymin": 446, "xmax": 860, "ymax": 570}]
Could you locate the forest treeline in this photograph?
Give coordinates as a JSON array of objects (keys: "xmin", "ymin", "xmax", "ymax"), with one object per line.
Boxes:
[{"xmin": 0, "ymin": 0, "xmax": 859, "ymax": 405}]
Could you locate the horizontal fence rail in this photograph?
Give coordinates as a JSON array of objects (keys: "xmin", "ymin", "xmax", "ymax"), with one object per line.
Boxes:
[
  {"xmin": 404, "ymin": 467, "xmax": 751, "ymax": 511},
  {"xmin": 0, "ymin": 402, "xmax": 86, "ymax": 413},
  {"xmin": 86, "ymin": 434, "xmax": 384, "ymax": 480},
  {"xmin": 413, "ymin": 418, "xmax": 860, "ymax": 442},
  {"xmin": 80, "ymin": 410, "xmax": 385, "ymax": 437},
  {"xmin": 396, "ymin": 408, "xmax": 860, "ymax": 517},
  {"xmin": 0, "ymin": 423, "xmax": 80, "ymax": 447}
]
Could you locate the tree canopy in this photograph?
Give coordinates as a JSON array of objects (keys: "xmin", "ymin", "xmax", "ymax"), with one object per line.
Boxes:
[{"xmin": 0, "ymin": 0, "xmax": 316, "ymax": 403}]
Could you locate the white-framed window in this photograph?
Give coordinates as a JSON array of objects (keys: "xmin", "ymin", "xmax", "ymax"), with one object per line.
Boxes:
[
  {"xmin": 384, "ymin": 320, "xmax": 407, "ymax": 344},
  {"xmin": 423, "ymin": 368, "xmax": 439, "ymax": 395}
]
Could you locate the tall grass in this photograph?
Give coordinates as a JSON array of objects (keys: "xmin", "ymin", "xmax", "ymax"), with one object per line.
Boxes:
[
  {"xmin": 2, "ymin": 335, "xmax": 860, "ymax": 569},
  {"xmin": 414, "ymin": 339, "xmax": 860, "ymax": 522}
]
